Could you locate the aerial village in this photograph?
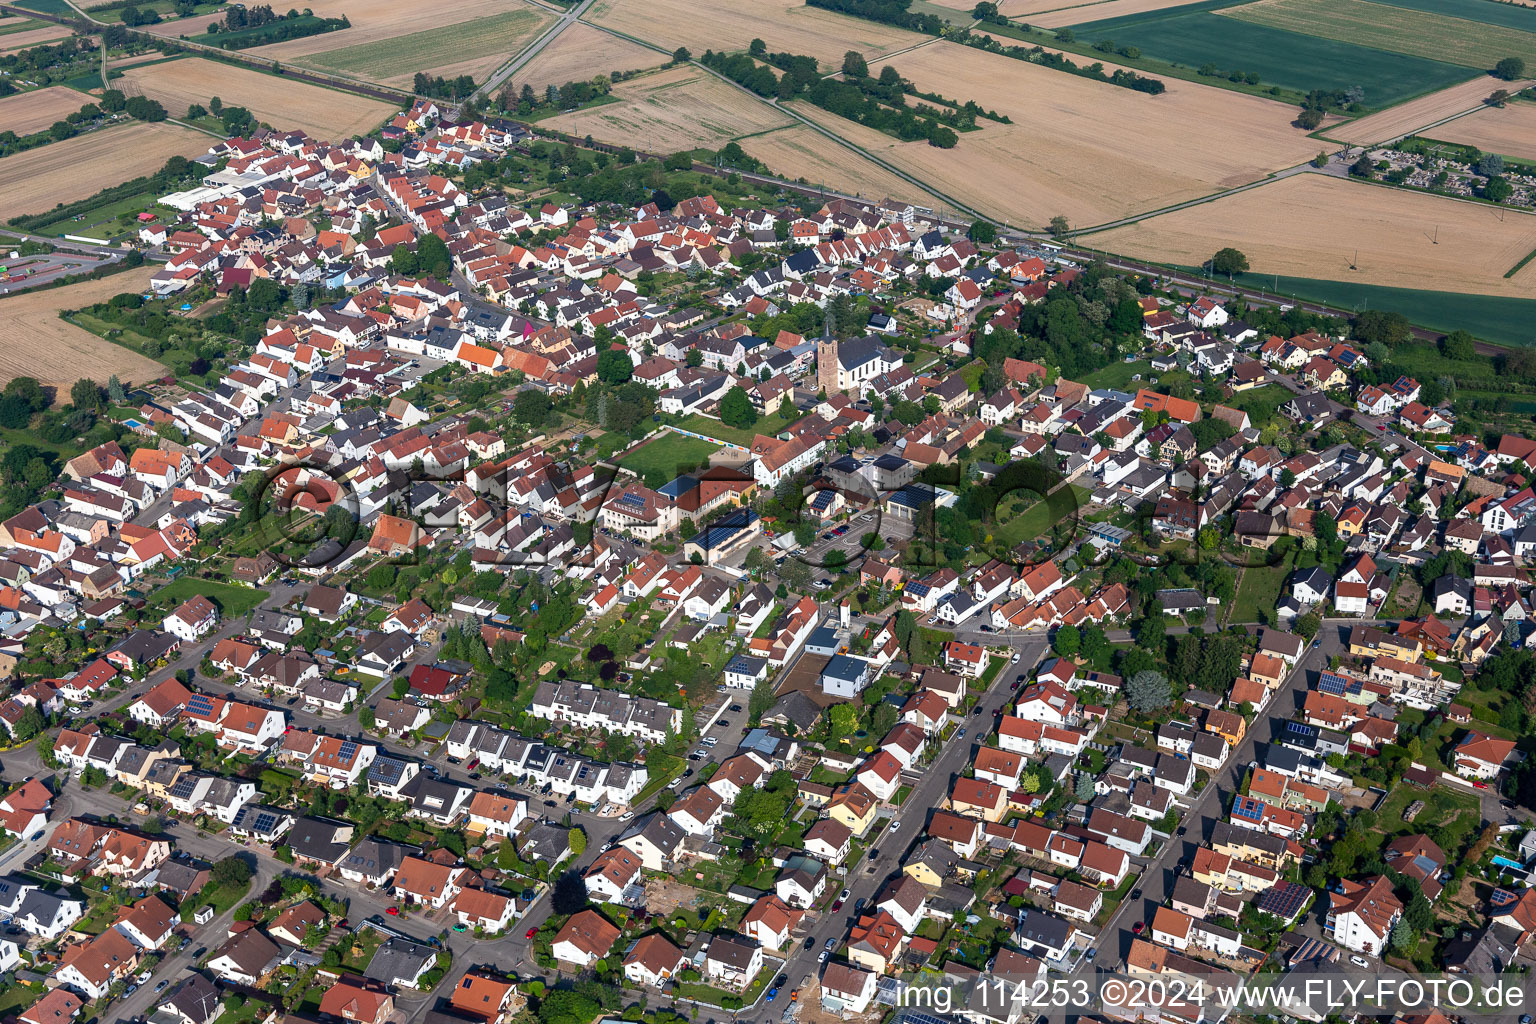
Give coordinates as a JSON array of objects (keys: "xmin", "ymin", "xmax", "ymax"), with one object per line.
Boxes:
[{"xmin": 0, "ymin": 97, "xmax": 1531, "ymax": 1024}]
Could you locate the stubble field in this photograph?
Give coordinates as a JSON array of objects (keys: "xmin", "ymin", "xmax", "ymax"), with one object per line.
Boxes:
[
  {"xmin": 1220, "ymin": 0, "xmax": 1536, "ymax": 69},
  {"xmin": 802, "ymin": 39, "xmax": 1318, "ymax": 228},
  {"xmin": 115, "ymin": 58, "xmax": 397, "ymax": 138},
  {"xmin": 1433, "ymin": 99, "xmax": 1536, "ymax": 161},
  {"xmin": 544, "ymin": 65, "xmax": 794, "ymax": 150},
  {"xmin": 1025, "ymin": 0, "xmax": 1206, "ymax": 28},
  {"xmin": 298, "ymin": 7, "xmax": 554, "ymax": 86},
  {"xmin": 0, "ymin": 121, "xmax": 206, "ymax": 223},
  {"xmin": 0, "ymin": 24, "xmax": 70, "ymax": 50},
  {"xmin": 739, "ymin": 125, "xmax": 939, "ymax": 208},
  {"xmin": 508, "ymin": 22, "xmax": 664, "ymax": 93},
  {"xmin": 146, "ymin": 10, "xmax": 226, "ymax": 36},
  {"xmin": 1325, "ymin": 74, "xmax": 1530, "ymax": 144},
  {"xmin": 584, "ymin": 0, "xmax": 926, "ymax": 66},
  {"xmin": 1087, "ymin": 173, "xmax": 1536, "ymax": 297},
  {"xmin": 0, "ymin": 266, "xmax": 165, "ymax": 388},
  {"xmin": 0, "ymin": 86, "xmax": 91, "ymax": 136}
]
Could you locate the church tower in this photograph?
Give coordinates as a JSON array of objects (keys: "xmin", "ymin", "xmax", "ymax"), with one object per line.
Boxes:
[{"xmin": 816, "ymin": 309, "xmax": 839, "ymax": 394}]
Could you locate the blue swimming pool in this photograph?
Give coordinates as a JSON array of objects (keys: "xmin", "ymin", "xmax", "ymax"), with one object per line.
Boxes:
[{"xmin": 1492, "ymin": 854, "xmax": 1525, "ymax": 871}]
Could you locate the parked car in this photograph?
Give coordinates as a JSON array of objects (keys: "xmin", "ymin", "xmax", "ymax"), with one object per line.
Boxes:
[
  {"xmin": 818, "ymin": 951, "xmax": 829, "ymax": 963},
  {"xmin": 1350, "ymin": 955, "xmax": 1369, "ymax": 968}
]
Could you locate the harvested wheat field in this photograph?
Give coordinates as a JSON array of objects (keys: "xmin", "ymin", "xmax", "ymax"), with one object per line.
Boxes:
[
  {"xmin": 146, "ymin": 11, "xmax": 226, "ymax": 37},
  {"xmin": 824, "ymin": 40, "xmax": 1316, "ymax": 228},
  {"xmin": 253, "ymin": 0, "xmax": 545, "ymax": 67},
  {"xmin": 0, "ymin": 24, "xmax": 70, "ymax": 51},
  {"xmin": 1090, "ymin": 173, "xmax": 1536, "ymax": 297},
  {"xmin": 742, "ymin": 125, "xmax": 939, "ymax": 208},
  {"xmin": 0, "ymin": 266, "xmax": 165, "ymax": 389},
  {"xmin": 0, "ymin": 86, "xmax": 89, "ymax": 136},
  {"xmin": 1433, "ymin": 99, "xmax": 1536, "ymax": 162},
  {"xmin": 299, "ymin": 6, "xmax": 554, "ymax": 86},
  {"xmin": 545, "ymin": 65, "xmax": 793, "ymax": 150},
  {"xmin": 585, "ymin": 0, "xmax": 925, "ymax": 66},
  {"xmin": 0, "ymin": 121, "xmax": 205, "ymax": 223},
  {"xmin": 1027, "ymin": 0, "xmax": 1206, "ymax": 27},
  {"xmin": 510, "ymin": 23, "xmax": 663, "ymax": 93},
  {"xmin": 1326, "ymin": 75, "xmax": 1530, "ymax": 146},
  {"xmin": 115, "ymin": 58, "xmax": 396, "ymax": 138}
]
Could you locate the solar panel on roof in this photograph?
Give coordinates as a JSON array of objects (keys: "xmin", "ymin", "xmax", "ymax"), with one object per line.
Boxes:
[
  {"xmin": 254, "ymin": 812, "xmax": 277, "ymax": 832},
  {"xmin": 338, "ymin": 740, "xmax": 357, "ymax": 760},
  {"xmin": 186, "ymin": 694, "xmax": 215, "ymax": 715}
]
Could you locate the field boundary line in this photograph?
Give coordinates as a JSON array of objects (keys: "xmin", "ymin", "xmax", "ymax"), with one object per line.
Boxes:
[{"xmin": 1505, "ymin": 245, "xmax": 1536, "ymax": 278}]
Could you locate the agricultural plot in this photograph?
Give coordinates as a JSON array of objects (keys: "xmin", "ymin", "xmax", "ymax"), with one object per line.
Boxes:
[
  {"xmin": 0, "ymin": 121, "xmax": 205, "ymax": 223},
  {"xmin": 0, "ymin": 85, "xmax": 90, "ymax": 136},
  {"xmin": 300, "ymin": 7, "xmax": 554, "ymax": 87},
  {"xmin": 799, "ymin": 39, "xmax": 1317, "ymax": 229},
  {"xmin": 1028, "ymin": 0, "xmax": 1209, "ymax": 28},
  {"xmin": 584, "ymin": 0, "xmax": 927, "ymax": 67},
  {"xmin": 544, "ymin": 65, "xmax": 794, "ymax": 151},
  {"xmin": 1325, "ymin": 74, "xmax": 1531, "ymax": 145},
  {"xmin": 1434, "ymin": 99, "xmax": 1536, "ymax": 161},
  {"xmin": 740, "ymin": 124, "xmax": 940, "ymax": 209},
  {"xmin": 1067, "ymin": 0, "xmax": 1476, "ymax": 106},
  {"xmin": 508, "ymin": 22, "xmax": 664, "ymax": 94},
  {"xmin": 6, "ymin": 0, "xmax": 74, "ymax": 15},
  {"xmin": 1086, "ymin": 173, "xmax": 1536, "ymax": 298},
  {"xmin": 145, "ymin": 10, "xmax": 226, "ymax": 35},
  {"xmin": 115, "ymin": 58, "xmax": 396, "ymax": 138},
  {"xmin": 1220, "ymin": 0, "xmax": 1536, "ymax": 70},
  {"xmin": 0, "ymin": 24, "xmax": 71, "ymax": 50},
  {"xmin": 0, "ymin": 266, "xmax": 166, "ymax": 389}
]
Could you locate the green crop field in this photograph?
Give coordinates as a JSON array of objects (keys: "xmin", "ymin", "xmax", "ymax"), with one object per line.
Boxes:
[
  {"xmin": 7, "ymin": 0, "xmax": 75, "ymax": 14},
  {"xmin": 303, "ymin": 8, "xmax": 551, "ymax": 82},
  {"xmin": 1068, "ymin": 0, "xmax": 1476, "ymax": 107},
  {"xmin": 1221, "ymin": 0, "xmax": 1536, "ymax": 70},
  {"xmin": 1365, "ymin": 0, "xmax": 1536, "ymax": 31}
]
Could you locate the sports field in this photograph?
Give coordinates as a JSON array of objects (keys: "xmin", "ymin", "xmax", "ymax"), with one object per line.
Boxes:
[
  {"xmin": 1221, "ymin": 0, "xmax": 1536, "ymax": 70},
  {"xmin": 740, "ymin": 125, "xmax": 940, "ymax": 209},
  {"xmin": 0, "ymin": 121, "xmax": 205, "ymax": 223},
  {"xmin": 545, "ymin": 65, "xmax": 794, "ymax": 151},
  {"xmin": 0, "ymin": 266, "xmax": 166, "ymax": 388},
  {"xmin": 1087, "ymin": 173, "xmax": 1536, "ymax": 299},
  {"xmin": 509, "ymin": 22, "xmax": 664, "ymax": 93},
  {"xmin": 0, "ymin": 86, "xmax": 88, "ymax": 136},
  {"xmin": 1327, "ymin": 74, "xmax": 1531, "ymax": 145},
  {"xmin": 301, "ymin": 7, "xmax": 554, "ymax": 86},
  {"xmin": 1068, "ymin": 0, "xmax": 1476, "ymax": 106},
  {"xmin": 584, "ymin": 0, "xmax": 927, "ymax": 67},
  {"xmin": 115, "ymin": 58, "xmax": 396, "ymax": 138},
  {"xmin": 803, "ymin": 39, "xmax": 1317, "ymax": 229},
  {"xmin": 1433, "ymin": 98, "xmax": 1536, "ymax": 161}
]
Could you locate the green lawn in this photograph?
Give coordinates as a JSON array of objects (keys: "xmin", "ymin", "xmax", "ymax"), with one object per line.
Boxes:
[
  {"xmin": 151, "ymin": 577, "xmax": 270, "ymax": 618},
  {"xmin": 615, "ymin": 430, "xmax": 722, "ymax": 485},
  {"xmin": 1080, "ymin": 359, "xmax": 1153, "ymax": 391},
  {"xmin": 671, "ymin": 409, "xmax": 800, "ymax": 446},
  {"xmin": 1223, "ymin": 385, "xmax": 1292, "ymax": 428},
  {"xmin": 1229, "ymin": 562, "xmax": 1288, "ymax": 626},
  {"xmin": 31, "ymin": 191, "xmax": 175, "ymax": 241},
  {"xmin": 993, "ymin": 483, "xmax": 1092, "ymax": 548}
]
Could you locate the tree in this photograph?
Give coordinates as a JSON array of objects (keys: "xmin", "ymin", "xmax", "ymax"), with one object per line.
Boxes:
[
  {"xmin": 720, "ymin": 386, "xmax": 757, "ymax": 429},
  {"xmin": 568, "ymin": 827, "xmax": 587, "ymax": 856},
  {"xmin": 1440, "ymin": 330, "xmax": 1477, "ymax": 361},
  {"xmin": 1295, "ymin": 108, "xmax": 1324, "ymax": 130},
  {"xmin": 968, "ymin": 220, "xmax": 997, "ymax": 244},
  {"xmin": 1053, "ymin": 624, "xmax": 1080, "ymax": 658},
  {"xmin": 1494, "ymin": 56, "xmax": 1526, "ymax": 80},
  {"xmin": 842, "ymin": 50, "xmax": 868, "ymax": 77},
  {"xmin": 1048, "ymin": 215, "xmax": 1070, "ymax": 237},
  {"xmin": 749, "ymin": 674, "xmax": 775, "ymax": 724},
  {"xmin": 4, "ymin": 377, "xmax": 48, "ymax": 415},
  {"xmin": 596, "ymin": 349, "xmax": 633, "ymax": 384},
  {"xmin": 1209, "ymin": 247, "xmax": 1249, "ymax": 279},
  {"xmin": 1311, "ymin": 150, "xmax": 1329, "ymax": 168},
  {"xmin": 550, "ymin": 871, "xmax": 590, "ymax": 914},
  {"xmin": 106, "ymin": 375, "xmax": 125, "ymax": 404},
  {"xmin": 1295, "ymin": 611, "xmax": 1321, "ymax": 639},
  {"xmin": 1126, "ymin": 670, "xmax": 1171, "ymax": 713},
  {"xmin": 672, "ymin": 46, "xmax": 691, "ymax": 63},
  {"xmin": 10, "ymin": 706, "xmax": 43, "ymax": 742},
  {"xmin": 1390, "ymin": 917, "xmax": 1415, "ymax": 952},
  {"xmin": 212, "ymin": 856, "xmax": 253, "ymax": 888},
  {"xmin": 514, "ymin": 388, "xmax": 552, "ymax": 427},
  {"xmin": 1488, "ymin": 88, "xmax": 1511, "ymax": 107},
  {"xmin": 1350, "ymin": 153, "xmax": 1374, "ymax": 178},
  {"xmin": 70, "ymin": 377, "xmax": 101, "ymax": 412},
  {"xmin": 1484, "ymin": 176, "xmax": 1514, "ymax": 202},
  {"xmin": 1075, "ymin": 772, "xmax": 1096, "ymax": 801}
]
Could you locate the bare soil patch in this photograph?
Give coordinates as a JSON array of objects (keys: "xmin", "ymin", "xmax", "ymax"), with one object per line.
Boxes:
[
  {"xmin": 584, "ymin": 0, "xmax": 926, "ymax": 67},
  {"xmin": 509, "ymin": 22, "xmax": 663, "ymax": 93},
  {"xmin": 801, "ymin": 39, "xmax": 1316, "ymax": 228},
  {"xmin": 0, "ymin": 86, "xmax": 91, "ymax": 136},
  {"xmin": 1326, "ymin": 76, "xmax": 1529, "ymax": 146},
  {"xmin": 0, "ymin": 266, "xmax": 166, "ymax": 388},
  {"xmin": 1088, "ymin": 172, "xmax": 1536, "ymax": 297},
  {"xmin": 1432, "ymin": 97, "xmax": 1536, "ymax": 162},
  {"xmin": 115, "ymin": 57, "xmax": 396, "ymax": 138},
  {"xmin": 544, "ymin": 65, "xmax": 793, "ymax": 150},
  {"xmin": 0, "ymin": 120, "xmax": 206, "ymax": 223},
  {"xmin": 741, "ymin": 124, "xmax": 938, "ymax": 208}
]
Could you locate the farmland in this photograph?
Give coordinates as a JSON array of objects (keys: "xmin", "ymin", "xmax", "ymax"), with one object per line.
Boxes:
[
  {"xmin": 797, "ymin": 39, "xmax": 1316, "ymax": 229},
  {"xmin": 508, "ymin": 22, "xmax": 664, "ymax": 94},
  {"xmin": 300, "ymin": 7, "xmax": 554, "ymax": 86},
  {"xmin": 545, "ymin": 65, "xmax": 794, "ymax": 151},
  {"xmin": 1067, "ymin": 0, "xmax": 1475, "ymax": 106},
  {"xmin": 1086, "ymin": 173, "xmax": 1536, "ymax": 299},
  {"xmin": 584, "ymin": 0, "xmax": 927, "ymax": 67},
  {"xmin": 1027, "ymin": 0, "xmax": 1209, "ymax": 28},
  {"xmin": 0, "ymin": 266, "xmax": 165, "ymax": 389},
  {"xmin": 1325, "ymin": 74, "xmax": 1529, "ymax": 145},
  {"xmin": 1220, "ymin": 0, "xmax": 1536, "ymax": 70},
  {"xmin": 1432, "ymin": 98, "xmax": 1536, "ymax": 161},
  {"xmin": 114, "ymin": 58, "xmax": 397, "ymax": 138},
  {"xmin": 0, "ymin": 23, "xmax": 70, "ymax": 50},
  {"xmin": 0, "ymin": 86, "xmax": 91, "ymax": 136},
  {"xmin": 740, "ymin": 125, "xmax": 940, "ymax": 209},
  {"xmin": 0, "ymin": 121, "xmax": 205, "ymax": 224}
]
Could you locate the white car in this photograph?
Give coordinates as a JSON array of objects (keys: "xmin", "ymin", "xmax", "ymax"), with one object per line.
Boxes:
[
  {"xmin": 818, "ymin": 951, "xmax": 829, "ymax": 964},
  {"xmin": 619, "ymin": 811, "xmax": 633, "ymax": 821},
  {"xmin": 889, "ymin": 820, "xmax": 901, "ymax": 832},
  {"xmin": 1349, "ymin": 955, "xmax": 1369, "ymax": 968}
]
